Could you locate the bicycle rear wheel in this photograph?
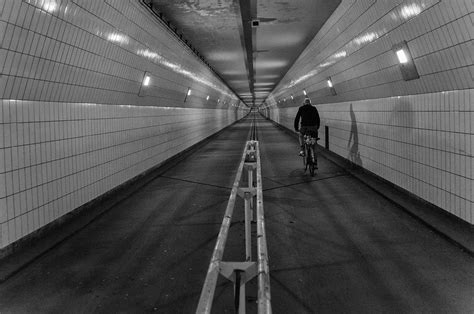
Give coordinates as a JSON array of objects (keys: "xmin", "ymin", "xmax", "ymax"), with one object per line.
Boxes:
[
  {"xmin": 309, "ymin": 161, "xmax": 315, "ymax": 176},
  {"xmin": 307, "ymin": 147, "xmax": 315, "ymax": 176},
  {"xmin": 306, "ymin": 149, "xmax": 314, "ymax": 175}
]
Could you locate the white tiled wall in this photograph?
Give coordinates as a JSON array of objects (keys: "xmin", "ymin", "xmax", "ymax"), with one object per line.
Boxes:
[
  {"xmin": 268, "ymin": 0, "xmax": 473, "ymax": 104},
  {"xmin": 0, "ymin": 0, "xmax": 246, "ymax": 248},
  {"xmin": 264, "ymin": 0, "xmax": 473, "ymax": 224}
]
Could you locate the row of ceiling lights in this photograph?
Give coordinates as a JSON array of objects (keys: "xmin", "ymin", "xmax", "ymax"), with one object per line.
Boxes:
[
  {"xmin": 141, "ymin": 0, "xmax": 246, "ymax": 106},
  {"xmin": 141, "ymin": 74, "xmax": 240, "ymax": 106},
  {"xmin": 275, "ymin": 43, "xmax": 418, "ymax": 104}
]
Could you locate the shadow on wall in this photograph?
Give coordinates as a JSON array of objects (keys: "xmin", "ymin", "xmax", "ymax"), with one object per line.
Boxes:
[{"xmin": 348, "ymin": 103, "xmax": 362, "ymax": 167}]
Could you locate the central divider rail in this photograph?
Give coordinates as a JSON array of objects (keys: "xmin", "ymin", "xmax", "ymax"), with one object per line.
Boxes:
[{"xmin": 196, "ymin": 139, "xmax": 271, "ymax": 314}]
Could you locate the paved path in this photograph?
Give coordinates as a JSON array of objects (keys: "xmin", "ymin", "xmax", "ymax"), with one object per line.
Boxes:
[
  {"xmin": 257, "ymin": 116, "xmax": 473, "ymax": 313},
  {"xmin": 0, "ymin": 114, "xmax": 472, "ymax": 313}
]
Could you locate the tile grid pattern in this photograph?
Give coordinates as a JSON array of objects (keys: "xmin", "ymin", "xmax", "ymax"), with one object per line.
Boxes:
[
  {"xmin": 267, "ymin": 0, "xmax": 473, "ymax": 105},
  {"xmin": 264, "ymin": 0, "xmax": 473, "ymax": 224},
  {"xmin": 0, "ymin": 0, "xmax": 238, "ymax": 107},
  {"xmin": 0, "ymin": 0, "xmax": 244, "ymax": 248}
]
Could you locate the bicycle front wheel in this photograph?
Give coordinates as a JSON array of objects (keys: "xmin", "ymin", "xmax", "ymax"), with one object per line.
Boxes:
[
  {"xmin": 306, "ymin": 150, "xmax": 312, "ymax": 174},
  {"xmin": 308, "ymin": 147, "xmax": 315, "ymax": 176},
  {"xmin": 302, "ymin": 149, "xmax": 307, "ymax": 171}
]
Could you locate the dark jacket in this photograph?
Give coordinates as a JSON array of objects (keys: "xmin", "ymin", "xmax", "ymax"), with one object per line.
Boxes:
[{"xmin": 294, "ymin": 104, "xmax": 320, "ymax": 131}]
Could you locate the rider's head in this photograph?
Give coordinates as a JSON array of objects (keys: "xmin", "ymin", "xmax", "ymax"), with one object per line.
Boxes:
[{"xmin": 303, "ymin": 97, "xmax": 311, "ymax": 105}]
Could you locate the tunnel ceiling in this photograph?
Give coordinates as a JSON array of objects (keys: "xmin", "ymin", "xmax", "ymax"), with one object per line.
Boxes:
[{"xmin": 149, "ymin": 0, "xmax": 341, "ymax": 107}]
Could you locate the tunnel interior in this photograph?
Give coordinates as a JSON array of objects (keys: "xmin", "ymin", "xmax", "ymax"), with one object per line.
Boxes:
[{"xmin": 0, "ymin": 0, "xmax": 473, "ymax": 312}]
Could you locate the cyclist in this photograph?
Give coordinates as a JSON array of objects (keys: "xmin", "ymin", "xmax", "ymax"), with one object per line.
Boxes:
[{"xmin": 294, "ymin": 97, "xmax": 320, "ymax": 158}]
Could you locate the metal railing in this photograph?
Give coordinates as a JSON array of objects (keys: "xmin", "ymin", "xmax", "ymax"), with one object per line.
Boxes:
[{"xmin": 196, "ymin": 140, "xmax": 271, "ymax": 313}]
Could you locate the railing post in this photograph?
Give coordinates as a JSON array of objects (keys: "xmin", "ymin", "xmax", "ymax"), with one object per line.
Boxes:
[
  {"xmin": 234, "ymin": 270, "xmax": 246, "ymax": 314},
  {"xmin": 197, "ymin": 139, "xmax": 271, "ymax": 313},
  {"xmin": 244, "ymin": 192, "xmax": 252, "ymax": 261},
  {"xmin": 248, "ymin": 166, "xmax": 254, "ymax": 219},
  {"xmin": 238, "ymin": 187, "xmax": 256, "ymax": 262},
  {"xmin": 245, "ymin": 141, "xmax": 256, "ymax": 222}
]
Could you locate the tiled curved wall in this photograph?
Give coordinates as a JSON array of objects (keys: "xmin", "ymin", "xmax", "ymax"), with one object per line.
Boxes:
[
  {"xmin": 264, "ymin": 0, "xmax": 473, "ymax": 223},
  {"xmin": 0, "ymin": 0, "xmax": 247, "ymax": 248}
]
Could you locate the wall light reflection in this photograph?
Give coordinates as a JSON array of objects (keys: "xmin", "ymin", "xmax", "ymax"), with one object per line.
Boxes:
[
  {"xmin": 354, "ymin": 32, "xmax": 379, "ymax": 45},
  {"xmin": 333, "ymin": 51, "xmax": 347, "ymax": 59},
  {"xmin": 107, "ymin": 33, "xmax": 129, "ymax": 45},
  {"xmin": 42, "ymin": 0, "xmax": 58, "ymax": 13},
  {"xmin": 26, "ymin": 0, "xmax": 59, "ymax": 13},
  {"xmin": 400, "ymin": 4, "xmax": 422, "ymax": 19},
  {"xmin": 136, "ymin": 49, "xmax": 234, "ymax": 100}
]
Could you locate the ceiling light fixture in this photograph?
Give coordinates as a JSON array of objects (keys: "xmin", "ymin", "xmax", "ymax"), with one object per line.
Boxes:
[
  {"xmin": 184, "ymin": 88, "xmax": 192, "ymax": 102},
  {"xmin": 143, "ymin": 75, "xmax": 151, "ymax": 86},
  {"xmin": 327, "ymin": 77, "xmax": 336, "ymax": 95},
  {"xmin": 392, "ymin": 41, "xmax": 419, "ymax": 81},
  {"xmin": 138, "ymin": 72, "xmax": 151, "ymax": 97},
  {"xmin": 396, "ymin": 49, "xmax": 409, "ymax": 64},
  {"xmin": 327, "ymin": 78, "xmax": 333, "ymax": 88}
]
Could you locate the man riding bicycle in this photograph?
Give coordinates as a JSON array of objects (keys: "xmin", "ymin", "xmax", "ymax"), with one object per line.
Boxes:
[{"xmin": 294, "ymin": 97, "xmax": 320, "ymax": 158}]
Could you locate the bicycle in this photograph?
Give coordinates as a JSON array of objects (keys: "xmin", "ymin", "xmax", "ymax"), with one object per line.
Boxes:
[{"xmin": 301, "ymin": 132, "xmax": 319, "ymax": 176}]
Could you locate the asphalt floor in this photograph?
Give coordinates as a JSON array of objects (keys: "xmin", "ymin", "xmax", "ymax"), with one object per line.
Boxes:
[{"xmin": 0, "ymin": 113, "xmax": 472, "ymax": 313}]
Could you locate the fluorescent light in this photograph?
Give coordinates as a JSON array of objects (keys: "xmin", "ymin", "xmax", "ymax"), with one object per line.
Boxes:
[
  {"xmin": 187, "ymin": 89, "xmax": 192, "ymax": 96},
  {"xmin": 206, "ymin": 95, "xmax": 209, "ymax": 100},
  {"xmin": 303, "ymin": 90, "xmax": 307, "ymax": 95},
  {"xmin": 396, "ymin": 49, "xmax": 409, "ymax": 64},
  {"xmin": 327, "ymin": 79, "xmax": 333, "ymax": 88},
  {"xmin": 143, "ymin": 76, "xmax": 151, "ymax": 86}
]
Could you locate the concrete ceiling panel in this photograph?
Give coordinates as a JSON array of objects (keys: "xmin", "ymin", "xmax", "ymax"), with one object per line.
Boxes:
[{"xmin": 150, "ymin": 0, "xmax": 341, "ymax": 106}]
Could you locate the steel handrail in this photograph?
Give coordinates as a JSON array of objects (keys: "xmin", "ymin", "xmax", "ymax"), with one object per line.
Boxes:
[
  {"xmin": 196, "ymin": 139, "xmax": 271, "ymax": 313},
  {"xmin": 255, "ymin": 142, "xmax": 271, "ymax": 313},
  {"xmin": 196, "ymin": 143, "xmax": 248, "ymax": 313}
]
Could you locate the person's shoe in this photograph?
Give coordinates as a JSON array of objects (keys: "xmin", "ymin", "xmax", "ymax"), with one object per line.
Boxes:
[{"xmin": 299, "ymin": 150, "xmax": 305, "ymax": 156}]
